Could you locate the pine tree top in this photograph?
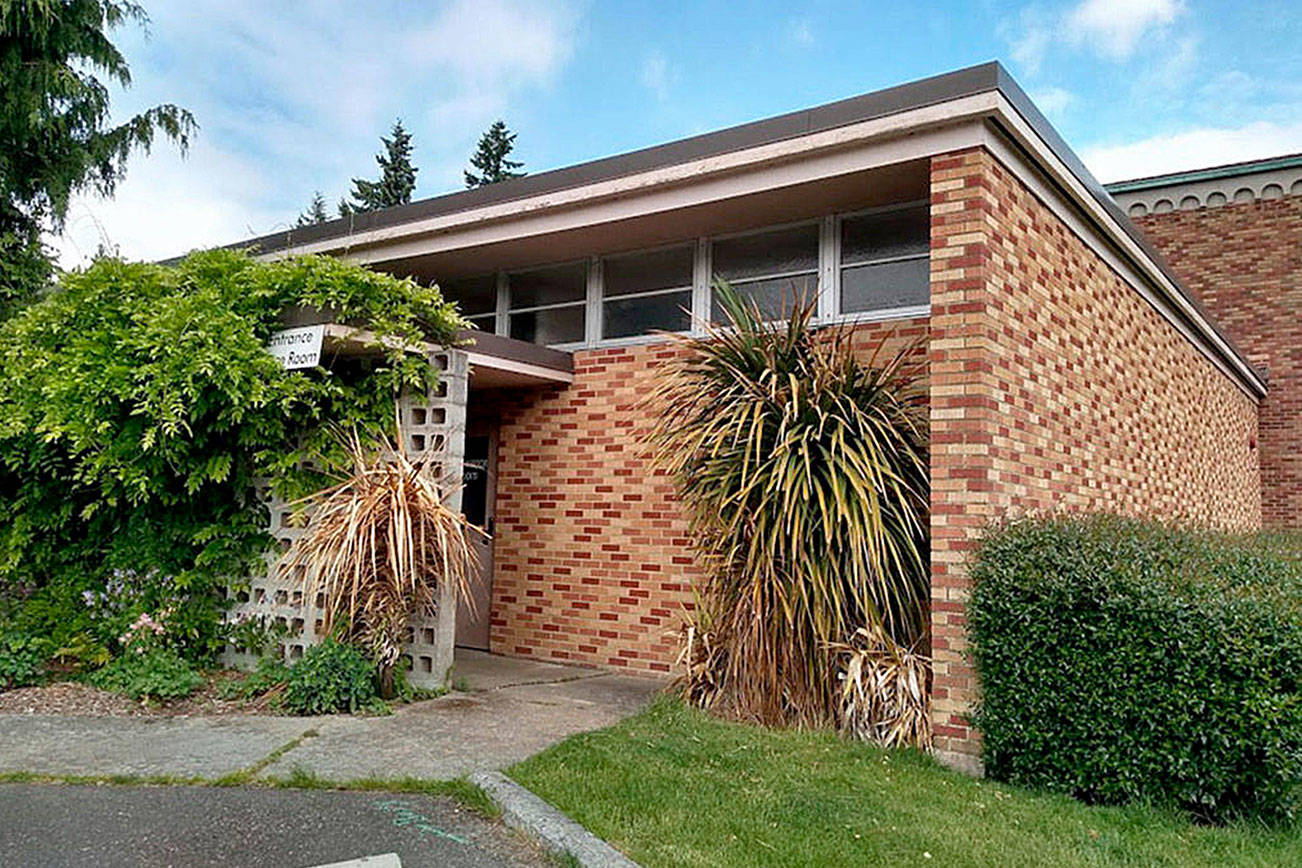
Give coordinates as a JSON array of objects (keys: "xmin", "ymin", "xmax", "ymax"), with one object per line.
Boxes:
[
  {"xmin": 345, "ymin": 119, "xmax": 418, "ymax": 213},
  {"xmin": 465, "ymin": 120, "xmax": 525, "ymax": 188}
]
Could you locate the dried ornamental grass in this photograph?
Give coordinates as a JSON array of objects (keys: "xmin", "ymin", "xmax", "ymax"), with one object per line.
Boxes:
[
  {"xmin": 280, "ymin": 427, "xmax": 485, "ymax": 697},
  {"xmin": 834, "ymin": 624, "xmax": 932, "ymax": 750}
]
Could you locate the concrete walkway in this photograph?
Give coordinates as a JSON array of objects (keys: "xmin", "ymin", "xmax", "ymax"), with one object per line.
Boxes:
[{"xmin": 0, "ymin": 650, "xmax": 664, "ymax": 783}]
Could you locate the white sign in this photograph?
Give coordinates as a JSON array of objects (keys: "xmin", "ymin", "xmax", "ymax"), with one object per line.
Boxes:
[{"xmin": 267, "ymin": 325, "xmax": 325, "ymax": 370}]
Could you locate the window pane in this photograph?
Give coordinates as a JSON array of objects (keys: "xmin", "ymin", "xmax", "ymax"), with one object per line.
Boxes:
[
  {"xmin": 711, "ymin": 274, "xmax": 818, "ymax": 322},
  {"xmin": 603, "ymin": 290, "xmax": 691, "ymax": 339},
  {"xmin": 840, "ymin": 257, "xmax": 929, "ymax": 313},
  {"xmin": 841, "ymin": 206, "xmax": 928, "ymax": 265},
  {"xmin": 508, "ymin": 262, "xmax": 587, "ymax": 308},
  {"xmin": 603, "ymin": 246, "xmax": 694, "ymax": 297},
  {"xmin": 713, "ymin": 224, "xmax": 818, "ymax": 283},
  {"xmin": 439, "ymin": 274, "xmax": 497, "ymax": 317},
  {"xmin": 466, "ymin": 313, "xmax": 496, "ymax": 331},
  {"xmin": 509, "ymin": 305, "xmax": 585, "ymax": 344}
]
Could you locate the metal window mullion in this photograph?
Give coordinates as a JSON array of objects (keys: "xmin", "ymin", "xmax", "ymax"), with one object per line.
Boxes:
[
  {"xmin": 841, "ymin": 251, "xmax": 931, "ymax": 269},
  {"xmin": 602, "ymin": 284, "xmax": 693, "ymax": 303},
  {"xmin": 585, "ymin": 257, "xmax": 601, "ymax": 347},
  {"xmin": 819, "ymin": 215, "xmax": 838, "ymax": 321},
  {"xmin": 507, "ymin": 299, "xmax": 588, "ymax": 315},
  {"xmin": 692, "ymin": 238, "xmax": 710, "ymax": 334},
  {"xmin": 494, "ymin": 272, "xmax": 508, "ymax": 336}
]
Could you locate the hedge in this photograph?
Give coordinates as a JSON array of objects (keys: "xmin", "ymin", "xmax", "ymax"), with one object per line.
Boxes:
[{"xmin": 969, "ymin": 515, "xmax": 1302, "ymax": 824}]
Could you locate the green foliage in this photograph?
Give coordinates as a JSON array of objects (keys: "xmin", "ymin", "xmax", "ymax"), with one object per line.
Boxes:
[
  {"xmin": 0, "ymin": 626, "xmax": 49, "ymax": 688},
  {"xmin": 969, "ymin": 515, "xmax": 1302, "ymax": 825},
  {"xmin": 340, "ymin": 119, "xmax": 417, "ymax": 215},
  {"xmin": 89, "ymin": 646, "xmax": 203, "ymax": 700},
  {"xmin": 218, "ymin": 654, "xmax": 290, "ymax": 701},
  {"xmin": 282, "ymin": 639, "xmax": 378, "ymax": 715},
  {"xmin": 464, "ymin": 120, "xmax": 524, "ymax": 188},
  {"xmin": 646, "ymin": 282, "xmax": 929, "ymax": 728},
  {"xmin": 0, "ymin": 0, "xmax": 195, "ymax": 313},
  {"xmin": 0, "ymin": 249, "xmax": 465, "ymax": 665}
]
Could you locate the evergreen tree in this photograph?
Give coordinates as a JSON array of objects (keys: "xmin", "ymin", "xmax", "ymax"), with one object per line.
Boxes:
[
  {"xmin": 464, "ymin": 121, "xmax": 525, "ymax": 188},
  {"xmin": 0, "ymin": 0, "xmax": 195, "ymax": 317},
  {"xmin": 296, "ymin": 191, "xmax": 329, "ymax": 227},
  {"xmin": 344, "ymin": 120, "xmax": 417, "ymax": 213}
]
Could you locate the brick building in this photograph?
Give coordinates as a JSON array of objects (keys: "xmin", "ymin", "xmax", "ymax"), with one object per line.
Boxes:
[
  {"xmin": 235, "ymin": 63, "xmax": 1287, "ymax": 771},
  {"xmin": 1107, "ymin": 155, "xmax": 1302, "ymax": 530}
]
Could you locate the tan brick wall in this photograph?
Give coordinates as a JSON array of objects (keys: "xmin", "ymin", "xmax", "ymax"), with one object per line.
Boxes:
[
  {"xmin": 1130, "ymin": 197, "xmax": 1302, "ymax": 528},
  {"xmin": 481, "ymin": 318, "xmax": 929, "ymax": 675},
  {"xmin": 928, "ymin": 148, "xmax": 1262, "ymax": 764}
]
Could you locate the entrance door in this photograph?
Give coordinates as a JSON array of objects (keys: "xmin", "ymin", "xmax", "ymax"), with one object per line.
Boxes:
[{"xmin": 455, "ymin": 432, "xmax": 495, "ymax": 649}]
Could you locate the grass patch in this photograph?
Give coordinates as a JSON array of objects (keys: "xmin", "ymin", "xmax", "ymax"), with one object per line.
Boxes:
[
  {"xmin": 264, "ymin": 766, "xmax": 498, "ymax": 818},
  {"xmin": 508, "ymin": 698, "xmax": 1302, "ymax": 867}
]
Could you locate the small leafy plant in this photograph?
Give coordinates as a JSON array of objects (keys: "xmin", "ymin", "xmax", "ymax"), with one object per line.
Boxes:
[
  {"xmin": 218, "ymin": 654, "xmax": 291, "ymax": 702},
  {"xmin": 282, "ymin": 638, "xmax": 379, "ymax": 715},
  {"xmin": 0, "ymin": 629, "xmax": 49, "ymax": 689},
  {"xmin": 89, "ymin": 647, "xmax": 203, "ymax": 701}
]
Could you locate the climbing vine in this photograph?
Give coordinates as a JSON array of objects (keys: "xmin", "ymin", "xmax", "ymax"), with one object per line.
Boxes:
[{"xmin": 0, "ymin": 249, "xmax": 465, "ymax": 666}]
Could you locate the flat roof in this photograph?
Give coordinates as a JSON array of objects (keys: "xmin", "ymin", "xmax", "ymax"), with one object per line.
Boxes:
[
  {"xmin": 221, "ymin": 61, "xmax": 1263, "ymax": 397},
  {"xmin": 1106, "ymin": 152, "xmax": 1302, "ymax": 193}
]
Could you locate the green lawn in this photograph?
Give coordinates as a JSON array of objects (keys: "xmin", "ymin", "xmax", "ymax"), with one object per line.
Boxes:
[{"xmin": 509, "ymin": 698, "xmax": 1301, "ymax": 867}]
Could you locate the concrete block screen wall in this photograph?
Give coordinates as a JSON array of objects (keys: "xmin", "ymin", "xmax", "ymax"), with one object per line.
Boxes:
[{"xmin": 927, "ymin": 148, "xmax": 1262, "ymax": 769}]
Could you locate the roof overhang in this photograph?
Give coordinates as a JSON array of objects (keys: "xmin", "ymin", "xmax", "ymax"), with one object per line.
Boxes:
[
  {"xmin": 321, "ymin": 324, "xmax": 573, "ymax": 390},
  {"xmin": 238, "ymin": 62, "xmax": 1264, "ymax": 400}
]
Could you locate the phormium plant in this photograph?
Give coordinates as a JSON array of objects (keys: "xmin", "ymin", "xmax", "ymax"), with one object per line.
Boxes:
[{"xmin": 645, "ymin": 282, "xmax": 929, "ymax": 734}]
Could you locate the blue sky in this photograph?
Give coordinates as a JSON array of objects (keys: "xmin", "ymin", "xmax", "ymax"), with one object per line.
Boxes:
[{"xmin": 55, "ymin": 0, "xmax": 1302, "ymax": 266}]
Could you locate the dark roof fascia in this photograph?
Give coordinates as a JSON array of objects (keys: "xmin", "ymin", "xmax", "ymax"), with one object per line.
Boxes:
[
  {"xmin": 1105, "ymin": 152, "xmax": 1302, "ymax": 193},
  {"xmin": 228, "ymin": 62, "xmax": 1008, "ymax": 257}
]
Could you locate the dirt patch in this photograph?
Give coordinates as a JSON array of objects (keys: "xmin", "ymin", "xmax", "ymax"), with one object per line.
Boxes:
[{"xmin": 0, "ymin": 672, "xmax": 278, "ymax": 718}]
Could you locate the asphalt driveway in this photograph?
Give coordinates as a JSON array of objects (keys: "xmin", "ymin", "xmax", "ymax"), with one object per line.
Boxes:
[{"xmin": 0, "ymin": 783, "xmax": 545, "ymax": 867}]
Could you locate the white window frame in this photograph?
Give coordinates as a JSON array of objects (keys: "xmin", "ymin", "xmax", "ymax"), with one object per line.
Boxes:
[
  {"xmin": 504, "ymin": 259, "xmax": 590, "ymax": 348},
  {"xmin": 435, "ymin": 200, "xmax": 931, "ymax": 349},
  {"xmin": 830, "ymin": 199, "xmax": 931, "ymax": 324},
  {"xmin": 597, "ymin": 242, "xmax": 696, "ymax": 343}
]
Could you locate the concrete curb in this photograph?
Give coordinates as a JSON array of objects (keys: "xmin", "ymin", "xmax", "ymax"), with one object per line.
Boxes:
[{"xmin": 469, "ymin": 771, "xmax": 640, "ymax": 868}]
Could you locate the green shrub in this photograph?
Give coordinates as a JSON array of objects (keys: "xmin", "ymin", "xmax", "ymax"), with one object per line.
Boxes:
[
  {"xmin": 283, "ymin": 639, "xmax": 377, "ymax": 715},
  {"xmin": 969, "ymin": 515, "xmax": 1302, "ymax": 825},
  {"xmin": 0, "ymin": 628, "xmax": 49, "ymax": 688},
  {"xmin": 218, "ymin": 654, "xmax": 290, "ymax": 702},
  {"xmin": 89, "ymin": 647, "xmax": 204, "ymax": 701},
  {"xmin": 0, "ymin": 249, "xmax": 465, "ymax": 666}
]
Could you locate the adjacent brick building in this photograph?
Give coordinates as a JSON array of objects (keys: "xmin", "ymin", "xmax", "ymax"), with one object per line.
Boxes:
[
  {"xmin": 1108, "ymin": 155, "xmax": 1302, "ymax": 529},
  {"xmin": 235, "ymin": 63, "xmax": 1283, "ymax": 771}
]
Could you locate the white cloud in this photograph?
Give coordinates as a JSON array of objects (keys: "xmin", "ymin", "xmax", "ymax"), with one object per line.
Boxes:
[
  {"xmin": 787, "ymin": 18, "xmax": 815, "ymax": 47},
  {"xmin": 51, "ymin": 141, "xmax": 285, "ymax": 268},
  {"xmin": 1000, "ymin": 8, "xmax": 1052, "ymax": 75},
  {"xmin": 51, "ymin": 0, "xmax": 582, "ymax": 267},
  {"xmin": 640, "ymin": 51, "xmax": 672, "ymax": 102},
  {"xmin": 1065, "ymin": 0, "xmax": 1183, "ymax": 59},
  {"xmin": 1030, "ymin": 86, "xmax": 1074, "ymax": 117},
  {"xmin": 1082, "ymin": 120, "xmax": 1302, "ymax": 182}
]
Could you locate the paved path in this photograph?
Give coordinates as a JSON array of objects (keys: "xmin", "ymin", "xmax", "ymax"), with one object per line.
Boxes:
[
  {"xmin": 0, "ymin": 651, "xmax": 663, "ymax": 783},
  {"xmin": 0, "ymin": 783, "xmax": 546, "ymax": 867}
]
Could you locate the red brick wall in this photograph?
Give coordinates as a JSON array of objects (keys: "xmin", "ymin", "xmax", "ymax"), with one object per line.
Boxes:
[
  {"xmin": 482, "ymin": 318, "xmax": 929, "ymax": 675},
  {"xmin": 928, "ymin": 148, "xmax": 1262, "ymax": 768},
  {"xmin": 1130, "ymin": 197, "xmax": 1301, "ymax": 528}
]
